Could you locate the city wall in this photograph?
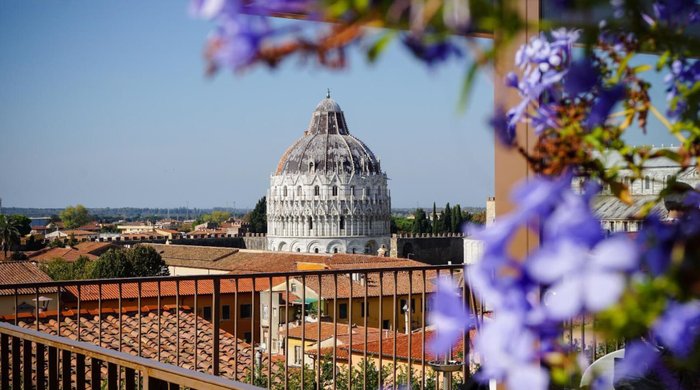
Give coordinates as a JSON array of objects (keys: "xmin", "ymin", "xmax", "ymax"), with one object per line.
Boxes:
[{"xmin": 390, "ymin": 233, "xmax": 465, "ymax": 265}]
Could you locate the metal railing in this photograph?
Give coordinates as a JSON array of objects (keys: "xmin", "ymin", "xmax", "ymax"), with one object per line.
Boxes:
[
  {"xmin": 0, "ymin": 264, "xmax": 480, "ymax": 389},
  {"xmin": 0, "ymin": 321, "xmax": 259, "ymax": 390}
]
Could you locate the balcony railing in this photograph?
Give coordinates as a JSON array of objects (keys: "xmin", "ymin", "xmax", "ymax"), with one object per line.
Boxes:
[
  {"xmin": 0, "ymin": 321, "xmax": 259, "ymax": 390},
  {"xmin": 1, "ymin": 264, "xmax": 487, "ymax": 389},
  {"xmin": 0, "ymin": 263, "xmax": 620, "ymax": 389}
]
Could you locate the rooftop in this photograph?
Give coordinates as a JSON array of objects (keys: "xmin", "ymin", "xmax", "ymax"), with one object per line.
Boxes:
[
  {"xmin": 0, "ymin": 262, "xmax": 55, "ymax": 296},
  {"xmin": 3, "ymin": 305, "xmax": 275, "ymax": 381}
]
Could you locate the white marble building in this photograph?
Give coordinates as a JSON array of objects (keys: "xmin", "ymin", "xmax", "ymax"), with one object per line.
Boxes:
[
  {"xmin": 266, "ymin": 93, "xmax": 391, "ymax": 254},
  {"xmin": 584, "ymin": 149, "xmax": 699, "ymax": 233}
]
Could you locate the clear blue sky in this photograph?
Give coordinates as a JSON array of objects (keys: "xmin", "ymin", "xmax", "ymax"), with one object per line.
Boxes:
[{"xmin": 0, "ymin": 1, "xmax": 677, "ymax": 210}]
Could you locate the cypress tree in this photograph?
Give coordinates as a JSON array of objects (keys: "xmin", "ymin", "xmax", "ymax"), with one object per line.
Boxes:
[
  {"xmin": 431, "ymin": 203, "xmax": 438, "ymax": 234},
  {"xmin": 442, "ymin": 203, "xmax": 451, "ymax": 233},
  {"xmin": 453, "ymin": 204, "xmax": 463, "ymax": 233}
]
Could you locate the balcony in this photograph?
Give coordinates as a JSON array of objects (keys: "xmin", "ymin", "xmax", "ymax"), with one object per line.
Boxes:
[{"xmin": 0, "ymin": 264, "xmax": 610, "ymax": 389}]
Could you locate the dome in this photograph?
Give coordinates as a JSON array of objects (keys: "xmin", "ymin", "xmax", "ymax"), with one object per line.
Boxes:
[{"xmin": 275, "ymin": 94, "xmax": 382, "ymax": 175}]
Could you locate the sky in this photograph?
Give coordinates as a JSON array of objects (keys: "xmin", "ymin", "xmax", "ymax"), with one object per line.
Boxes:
[{"xmin": 0, "ymin": 1, "xmax": 678, "ymax": 210}]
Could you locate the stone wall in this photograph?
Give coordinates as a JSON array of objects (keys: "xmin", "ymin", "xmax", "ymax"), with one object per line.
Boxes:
[
  {"xmin": 83, "ymin": 233, "xmax": 268, "ymax": 250},
  {"xmin": 390, "ymin": 233, "xmax": 465, "ymax": 265}
]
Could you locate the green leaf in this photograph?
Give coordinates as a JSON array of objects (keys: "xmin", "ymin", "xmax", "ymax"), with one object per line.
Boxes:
[
  {"xmin": 366, "ymin": 32, "xmax": 395, "ymax": 63},
  {"xmin": 458, "ymin": 62, "xmax": 479, "ymax": 112},
  {"xmin": 632, "ymin": 64, "xmax": 652, "ymax": 74}
]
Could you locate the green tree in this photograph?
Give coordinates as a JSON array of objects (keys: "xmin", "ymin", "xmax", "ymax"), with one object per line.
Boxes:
[
  {"xmin": 60, "ymin": 204, "xmax": 91, "ymax": 229},
  {"xmin": 441, "ymin": 203, "xmax": 452, "ymax": 233},
  {"xmin": 246, "ymin": 196, "xmax": 267, "ymax": 233},
  {"xmin": 0, "ymin": 215, "xmax": 21, "ymax": 259},
  {"xmin": 128, "ymin": 246, "xmax": 168, "ymax": 276},
  {"xmin": 90, "ymin": 249, "xmax": 133, "ymax": 279},
  {"xmin": 412, "ymin": 208, "xmax": 431, "ymax": 234},
  {"xmin": 7, "ymin": 215, "xmax": 32, "ymax": 236},
  {"xmin": 41, "ymin": 256, "xmax": 93, "ymax": 281},
  {"xmin": 452, "ymin": 204, "xmax": 463, "ymax": 233},
  {"xmin": 391, "ymin": 216, "xmax": 413, "ymax": 234},
  {"xmin": 431, "ymin": 203, "xmax": 438, "ymax": 234}
]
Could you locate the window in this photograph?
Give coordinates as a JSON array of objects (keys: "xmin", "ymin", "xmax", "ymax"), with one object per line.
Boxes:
[
  {"xmin": 283, "ymin": 186, "xmax": 288, "ymax": 197},
  {"xmin": 203, "ymin": 306, "xmax": 212, "ymax": 321},
  {"xmin": 360, "ymin": 302, "xmax": 369, "ymax": 317},
  {"xmin": 350, "ymin": 186, "xmax": 355, "ymax": 196},
  {"xmin": 262, "ymin": 304, "xmax": 269, "ymax": 321},
  {"xmin": 314, "ymin": 248, "xmax": 319, "ymax": 253},
  {"xmin": 290, "ymin": 283, "xmax": 297, "ymax": 293},
  {"xmin": 645, "ymin": 176, "xmax": 651, "ymax": 190},
  {"xmin": 309, "ymin": 162, "xmax": 314, "ymax": 172},
  {"xmin": 294, "ymin": 346, "xmax": 302, "ymax": 365},
  {"xmin": 222, "ymin": 305, "xmax": 231, "ymax": 320},
  {"xmin": 332, "ymin": 186, "xmax": 338, "ymax": 196},
  {"xmin": 244, "ymin": 332, "xmax": 252, "ymax": 343},
  {"xmin": 308, "ymin": 216, "xmax": 313, "ymax": 230},
  {"xmin": 333, "ymin": 247, "xmax": 338, "ymax": 253},
  {"xmin": 314, "ymin": 186, "xmax": 320, "ymax": 196},
  {"xmin": 240, "ymin": 304, "xmax": 252, "ymax": 319},
  {"xmin": 339, "ymin": 303, "xmax": 348, "ymax": 319},
  {"xmin": 340, "ymin": 216, "xmax": 345, "ymax": 230},
  {"xmin": 382, "ymin": 320, "xmax": 390, "ymax": 330},
  {"xmin": 297, "ymin": 186, "xmax": 302, "ymax": 196},
  {"xmin": 400, "ymin": 299, "xmax": 407, "ymax": 314}
]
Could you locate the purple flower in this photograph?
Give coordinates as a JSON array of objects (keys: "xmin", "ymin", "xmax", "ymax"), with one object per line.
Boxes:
[
  {"xmin": 543, "ymin": 181, "xmax": 603, "ymax": 247},
  {"xmin": 586, "ymin": 84, "xmax": 625, "ymax": 129},
  {"xmin": 490, "ymin": 106, "xmax": 516, "ymax": 147},
  {"xmin": 636, "ymin": 215, "xmax": 675, "ymax": 276},
  {"xmin": 529, "ymin": 235, "xmax": 639, "ymax": 320},
  {"xmin": 653, "ymin": 300, "xmax": 700, "ymax": 357},
  {"xmin": 652, "ymin": 0, "xmax": 700, "ymax": 29},
  {"xmin": 564, "ymin": 59, "xmax": 599, "ymax": 97},
  {"xmin": 615, "ymin": 340, "xmax": 661, "ymax": 383},
  {"xmin": 665, "ymin": 59, "xmax": 700, "ymax": 120},
  {"xmin": 428, "ymin": 277, "xmax": 474, "ymax": 355},
  {"xmin": 401, "ymin": 34, "xmax": 462, "ymax": 67}
]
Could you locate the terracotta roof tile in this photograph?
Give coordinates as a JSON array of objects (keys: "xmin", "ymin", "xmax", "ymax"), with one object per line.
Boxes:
[
  {"xmin": 0, "ymin": 262, "xmax": 56, "ymax": 296},
  {"xmin": 143, "ymin": 244, "xmax": 427, "ymax": 273},
  {"xmin": 5, "ymin": 306, "xmax": 278, "ymax": 382},
  {"xmin": 63, "ymin": 277, "xmax": 287, "ymax": 302}
]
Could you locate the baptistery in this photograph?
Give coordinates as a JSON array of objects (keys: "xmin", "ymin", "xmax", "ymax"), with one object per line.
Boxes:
[{"xmin": 267, "ymin": 92, "xmax": 391, "ymax": 254}]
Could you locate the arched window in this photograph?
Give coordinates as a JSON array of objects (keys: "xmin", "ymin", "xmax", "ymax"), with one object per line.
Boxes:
[
  {"xmin": 314, "ymin": 248, "xmax": 319, "ymax": 253},
  {"xmin": 332, "ymin": 186, "xmax": 338, "ymax": 196},
  {"xmin": 333, "ymin": 248, "xmax": 338, "ymax": 253},
  {"xmin": 308, "ymin": 216, "xmax": 313, "ymax": 230},
  {"xmin": 309, "ymin": 162, "xmax": 314, "ymax": 172},
  {"xmin": 644, "ymin": 176, "xmax": 650, "ymax": 190},
  {"xmin": 297, "ymin": 186, "xmax": 302, "ymax": 196},
  {"xmin": 314, "ymin": 186, "xmax": 320, "ymax": 196},
  {"xmin": 283, "ymin": 186, "xmax": 288, "ymax": 197},
  {"xmin": 339, "ymin": 216, "xmax": 345, "ymax": 230}
]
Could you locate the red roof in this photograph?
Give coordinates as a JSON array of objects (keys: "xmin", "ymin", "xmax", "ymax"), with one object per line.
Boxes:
[{"xmin": 64, "ymin": 277, "xmax": 287, "ymax": 301}]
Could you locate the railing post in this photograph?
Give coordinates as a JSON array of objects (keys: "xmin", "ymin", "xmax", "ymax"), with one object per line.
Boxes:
[
  {"xmin": 0, "ymin": 334, "xmax": 8, "ymax": 390},
  {"xmin": 212, "ymin": 278, "xmax": 221, "ymax": 376},
  {"xmin": 91, "ymin": 358, "xmax": 102, "ymax": 390},
  {"xmin": 23, "ymin": 340, "xmax": 32, "ymax": 390},
  {"xmin": 48, "ymin": 346, "xmax": 58, "ymax": 390},
  {"xmin": 61, "ymin": 350, "xmax": 71, "ymax": 390}
]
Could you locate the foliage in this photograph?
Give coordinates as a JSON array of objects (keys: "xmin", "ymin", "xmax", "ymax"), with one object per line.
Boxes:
[
  {"xmin": 194, "ymin": 210, "xmax": 232, "ymax": 227},
  {"xmin": 0, "ymin": 215, "xmax": 21, "ymax": 259},
  {"xmin": 127, "ymin": 246, "xmax": 168, "ymax": 277},
  {"xmin": 90, "ymin": 249, "xmax": 133, "ymax": 279},
  {"xmin": 7, "ymin": 215, "xmax": 31, "ymax": 236},
  {"xmin": 391, "ymin": 216, "xmax": 414, "ymax": 234},
  {"xmin": 411, "ymin": 208, "xmax": 431, "ymax": 234},
  {"xmin": 60, "ymin": 204, "xmax": 91, "ymax": 229},
  {"xmin": 245, "ymin": 196, "xmax": 267, "ymax": 233},
  {"xmin": 42, "ymin": 256, "xmax": 93, "ymax": 281},
  {"xmin": 192, "ymin": 1, "xmax": 700, "ymax": 389}
]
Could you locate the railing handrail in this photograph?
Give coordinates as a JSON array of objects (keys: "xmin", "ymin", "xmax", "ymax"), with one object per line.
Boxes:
[
  {"xmin": 0, "ymin": 263, "xmax": 465, "ymax": 289},
  {"xmin": 0, "ymin": 321, "xmax": 261, "ymax": 390}
]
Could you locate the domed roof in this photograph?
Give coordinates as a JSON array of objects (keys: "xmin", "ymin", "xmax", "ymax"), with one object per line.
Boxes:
[{"xmin": 275, "ymin": 93, "xmax": 382, "ymax": 176}]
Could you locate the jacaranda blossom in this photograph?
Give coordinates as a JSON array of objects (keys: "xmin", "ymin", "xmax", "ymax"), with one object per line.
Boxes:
[
  {"xmin": 653, "ymin": 300, "xmax": 700, "ymax": 357},
  {"xmin": 428, "ymin": 277, "xmax": 474, "ymax": 355}
]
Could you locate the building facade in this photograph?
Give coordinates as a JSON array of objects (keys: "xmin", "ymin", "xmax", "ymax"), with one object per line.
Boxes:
[{"xmin": 267, "ymin": 93, "xmax": 391, "ymax": 254}]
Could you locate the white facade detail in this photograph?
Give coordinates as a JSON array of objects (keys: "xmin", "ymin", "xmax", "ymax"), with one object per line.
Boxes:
[{"xmin": 267, "ymin": 94, "xmax": 391, "ymax": 254}]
